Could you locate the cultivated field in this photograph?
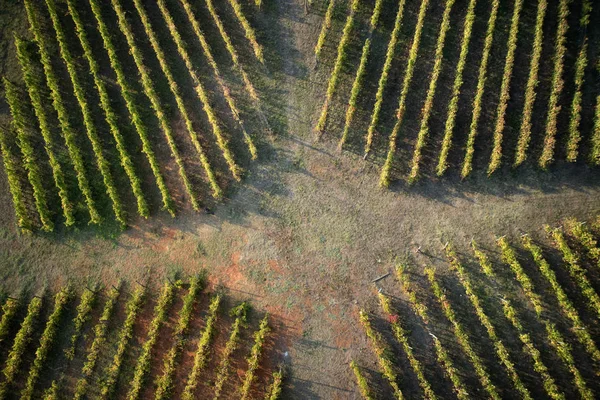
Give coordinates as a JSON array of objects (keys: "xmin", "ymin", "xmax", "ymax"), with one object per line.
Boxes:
[{"xmin": 0, "ymin": 0, "xmax": 599, "ymax": 398}]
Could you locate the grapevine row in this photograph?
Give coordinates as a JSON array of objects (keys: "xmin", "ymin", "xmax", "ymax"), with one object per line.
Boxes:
[
  {"xmin": 99, "ymin": 285, "xmax": 145, "ymax": 399},
  {"xmin": 566, "ymin": 46, "xmax": 589, "ymax": 161},
  {"xmin": 110, "ymin": 0, "xmax": 199, "ymax": 212},
  {"xmin": 380, "ymin": 0, "xmax": 430, "ymax": 188},
  {"xmin": 127, "ymin": 281, "xmax": 176, "ymax": 400},
  {"xmin": 24, "ymin": 1, "xmax": 88, "ymax": 226},
  {"xmin": 501, "ymin": 299, "xmax": 565, "ymax": 400},
  {"xmin": 0, "ymin": 297, "xmax": 19, "ymax": 342},
  {"xmin": 338, "ymin": 0, "xmax": 384, "ymax": 150},
  {"xmin": 0, "ymin": 297, "xmax": 42, "ymax": 399},
  {"xmin": 461, "ymin": 0, "xmax": 499, "ymax": 178},
  {"xmin": 182, "ymin": 294, "xmax": 221, "ymax": 400},
  {"xmin": 315, "ymin": 0, "xmax": 359, "ymax": 135},
  {"xmin": 592, "ymin": 69, "xmax": 600, "ymax": 164},
  {"xmin": 566, "ymin": 0, "xmax": 592, "ymax": 162},
  {"xmin": 43, "ymin": 0, "xmax": 126, "ymax": 226},
  {"xmin": 65, "ymin": 288, "xmax": 96, "ymax": 362},
  {"xmin": 154, "ymin": 275, "xmax": 204, "ymax": 400},
  {"xmin": 408, "ymin": 0, "xmax": 455, "ymax": 184},
  {"xmin": 514, "ymin": 0, "xmax": 547, "ymax": 166},
  {"xmin": 240, "ymin": 314, "xmax": 270, "ymax": 400},
  {"xmin": 497, "ymin": 238, "xmax": 593, "ymax": 399},
  {"xmin": 488, "ymin": 0, "xmax": 524, "ymax": 175},
  {"xmin": 0, "ymin": 126, "xmax": 32, "ymax": 232},
  {"xmin": 395, "ymin": 264, "xmax": 466, "ymax": 399},
  {"xmin": 87, "ymin": 0, "xmax": 174, "ymax": 215},
  {"xmin": 21, "ymin": 286, "xmax": 72, "ymax": 400},
  {"xmin": 425, "ymin": 267, "xmax": 502, "ymax": 400},
  {"xmin": 265, "ymin": 368, "xmax": 284, "ymax": 400},
  {"xmin": 314, "ymin": 0, "xmax": 336, "ymax": 60},
  {"xmin": 133, "ymin": 0, "xmax": 239, "ymax": 187},
  {"xmin": 377, "ymin": 292, "xmax": 438, "ymax": 399},
  {"xmin": 213, "ymin": 302, "xmax": 250, "ymax": 399},
  {"xmin": 522, "ymin": 235, "xmax": 600, "ymax": 363},
  {"xmin": 73, "ymin": 283, "xmax": 121, "ymax": 400},
  {"xmin": 445, "ymin": 245, "xmax": 531, "ymax": 399},
  {"xmin": 66, "ymin": 0, "xmax": 148, "ymax": 218},
  {"xmin": 159, "ymin": 1, "xmax": 245, "ymax": 192},
  {"xmin": 364, "ymin": 0, "xmax": 407, "ymax": 156},
  {"xmin": 14, "ymin": 38, "xmax": 69, "ymax": 230},
  {"xmin": 497, "ymin": 236, "xmax": 544, "ymax": 314},
  {"xmin": 358, "ymin": 310, "xmax": 403, "ymax": 400},
  {"xmin": 156, "ymin": 0, "xmax": 256, "ymax": 161},
  {"xmin": 131, "ymin": 0, "xmax": 221, "ymax": 202},
  {"xmin": 564, "ymin": 219, "xmax": 600, "ymax": 268},
  {"xmin": 540, "ymin": 0, "xmax": 570, "ymax": 168},
  {"xmin": 436, "ymin": 0, "xmax": 477, "ymax": 176},
  {"xmin": 471, "ymin": 244, "xmax": 565, "ymax": 400},
  {"xmin": 226, "ymin": 0, "xmax": 264, "ymax": 64},
  {"xmin": 546, "ymin": 226, "xmax": 600, "ymax": 318},
  {"xmin": 196, "ymin": 0, "xmax": 272, "ymax": 135},
  {"xmin": 349, "ymin": 361, "xmax": 373, "ymax": 400}
]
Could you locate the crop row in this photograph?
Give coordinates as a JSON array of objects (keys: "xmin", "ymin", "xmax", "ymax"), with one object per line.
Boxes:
[
  {"xmin": 497, "ymin": 238, "xmax": 593, "ymax": 399},
  {"xmin": 522, "ymin": 235, "xmax": 600, "ymax": 363},
  {"xmin": 314, "ymin": 0, "xmax": 336, "ymax": 60},
  {"xmin": 0, "ymin": 125, "xmax": 32, "ymax": 232},
  {"xmin": 380, "ymin": 0, "xmax": 430, "ymax": 188},
  {"xmin": 182, "ymin": 294, "xmax": 221, "ymax": 400},
  {"xmin": 461, "ymin": 0, "xmax": 499, "ymax": 178},
  {"xmin": 472, "ymin": 245, "xmax": 565, "ymax": 400},
  {"xmin": 213, "ymin": 302, "xmax": 250, "ymax": 399},
  {"xmin": 564, "ymin": 219, "xmax": 600, "ymax": 268},
  {"xmin": 315, "ymin": 0, "xmax": 360, "ymax": 135},
  {"xmin": 99, "ymin": 285, "xmax": 146, "ymax": 399},
  {"xmin": 157, "ymin": 0, "xmax": 256, "ymax": 161},
  {"xmin": 22, "ymin": 1, "xmax": 84, "ymax": 226},
  {"xmin": 13, "ymin": 39, "xmax": 67, "ymax": 230},
  {"xmin": 358, "ymin": 310, "xmax": 403, "ymax": 399},
  {"xmin": 436, "ymin": 0, "xmax": 477, "ymax": 176},
  {"xmin": 408, "ymin": 0, "xmax": 455, "ymax": 184},
  {"xmin": 21, "ymin": 286, "xmax": 72, "ymax": 400},
  {"xmin": 197, "ymin": 0, "xmax": 272, "ymax": 136},
  {"xmin": 488, "ymin": 0, "xmax": 524, "ymax": 175},
  {"xmin": 514, "ymin": 0, "xmax": 547, "ymax": 166},
  {"xmin": 73, "ymin": 283, "xmax": 121, "ymax": 400},
  {"xmin": 364, "ymin": 0, "xmax": 406, "ymax": 156},
  {"xmin": 349, "ymin": 360, "xmax": 372, "ymax": 400},
  {"xmin": 127, "ymin": 281, "xmax": 176, "ymax": 400},
  {"xmin": 377, "ymin": 292, "xmax": 437, "ymax": 399},
  {"xmin": 154, "ymin": 275, "xmax": 204, "ymax": 400},
  {"xmin": 66, "ymin": 0, "xmax": 148, "ymax": 218},
  {"xmin": 394, "ymin": 264, "xmax": 467, "ymax": 398},
  {"xmin": 445, "ymin": 245, "xmax": 531, "ymax": 399},
  {"xmin": 240, "ymin": 314, "xmax": 270, "ymax": 400},
  {"xmin": 546, "ymin": 226, "xmax": 600, "ymax": 318},
  {"xmin": 65, "ymin": 287, "xmax": 96, "ymax": 360},
  {"xmin": 226, "ymin": 0, "xmax": 264, "ymax": 63},
  {"xmin": 88, "ymin": 0, "xmax": 174, "ymax": 216},
  {"xmin": 540, "ymin": 0, "xmax": 570, "ymax": 169},
  {"xmin": 338, "ymin": 0, "xmax": 384, "ymax": 150},
  {"xmin": 425, "ymin": 267, "xmax": 501, "ymax": 399},
  {"xmin": 110, "ymin": 0, "xmax": 199, "ymax": 213},
  {"xmin": 42, "ymin": 0, "xmax": 126, "ymax": 226},
  {"xmin": 0, "ymin": 296, "xmax": 42, "ymax": 399}
]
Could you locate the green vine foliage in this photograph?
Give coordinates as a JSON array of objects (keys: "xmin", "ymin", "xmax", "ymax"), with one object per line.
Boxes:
[
  {"xmin": 380, "ymin": 0, "xmax": 430, "ymax": 188},
  {"xmin": 65, "ymin": 0, "xmax": 149, "ymax": 218},
  {"xmin": 461, "ymin": 0, "xmax": 500, "ymax": 178},
  {"xmin": 88, "ymin": 0, "xmax": 175, "ymax": 216},
  {"xmin": 0, "ymin": 297, "xmax": 43, "ymax": 399},
  {"xmin": 0, "ymin": 125, "xmax": 32, "ymax": 232}
]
